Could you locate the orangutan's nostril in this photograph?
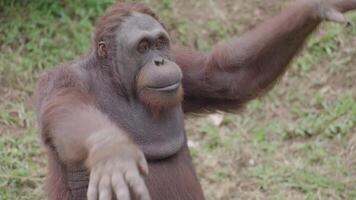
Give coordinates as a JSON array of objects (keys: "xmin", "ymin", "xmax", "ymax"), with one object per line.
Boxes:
[{"xmin": 154, "ymin": 58, "xmax": 165, "ymax": 66}]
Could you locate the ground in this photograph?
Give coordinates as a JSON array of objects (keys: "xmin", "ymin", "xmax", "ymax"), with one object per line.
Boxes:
[{"xmin": 0, "ymin": 0, "xmax": 355, "ymax": 199}]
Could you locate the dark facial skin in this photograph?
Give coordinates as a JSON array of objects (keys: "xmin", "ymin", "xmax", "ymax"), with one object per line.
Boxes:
[{"xmin": 114, "ymin": 13, "xmax": 183, "ymax": 110}]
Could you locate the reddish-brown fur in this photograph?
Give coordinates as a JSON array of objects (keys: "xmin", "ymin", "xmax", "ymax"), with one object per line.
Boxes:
[
  {"xmin": 34, "ymin": 68, "xmax": 92, "ymax": 200},
  {"xmin": 34, "ymin": 1, "xmax": 356, "ymax": 200}
]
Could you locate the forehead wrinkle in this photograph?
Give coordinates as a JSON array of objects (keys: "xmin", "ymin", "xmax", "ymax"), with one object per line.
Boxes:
[{"xmin": 137, "ymin": 29, "xmax": 169, "ymax": 40}]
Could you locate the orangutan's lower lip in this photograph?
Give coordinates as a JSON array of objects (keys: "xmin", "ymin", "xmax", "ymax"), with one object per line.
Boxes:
[{"xmin": 148, "ymin": 82, "xmax": 180, "ymax": 92}]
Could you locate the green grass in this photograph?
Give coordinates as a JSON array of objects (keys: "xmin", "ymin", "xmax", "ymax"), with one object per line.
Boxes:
[{"xmin": 1, "ymin": 0, "xmax": 355, "ymax": 199}]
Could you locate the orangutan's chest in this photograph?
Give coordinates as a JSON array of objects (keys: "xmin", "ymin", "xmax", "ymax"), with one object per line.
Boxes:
[{"xmin": 94, "ymin": 91, "xmax": 186, "ymax": 161}]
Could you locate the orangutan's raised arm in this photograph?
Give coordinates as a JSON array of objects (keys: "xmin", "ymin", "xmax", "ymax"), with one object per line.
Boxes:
[{"xmin": 176, "ymin": 0, "xmax": 356, "ymax": 113}]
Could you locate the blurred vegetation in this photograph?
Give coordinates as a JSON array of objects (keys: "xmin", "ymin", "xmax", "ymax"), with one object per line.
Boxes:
[{"xmin": 0, "ymin": 0, "xmax": 355, "ymax": 199}]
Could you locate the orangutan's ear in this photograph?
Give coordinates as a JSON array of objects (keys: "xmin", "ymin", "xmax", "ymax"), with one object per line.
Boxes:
[{"xmin": 97, "ymin": 41, "xmax": 107, "ymax": 58}]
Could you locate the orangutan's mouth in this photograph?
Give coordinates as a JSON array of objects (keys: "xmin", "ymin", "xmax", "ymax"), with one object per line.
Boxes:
[{"xmin": 148, "ymin": 82, "xmax": 181, "ymax": 92}]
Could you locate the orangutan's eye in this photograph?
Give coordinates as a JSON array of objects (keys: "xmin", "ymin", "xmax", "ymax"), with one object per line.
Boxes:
[
  {"xmin": 155, "ymin": 36, "xmax": 168, "ymax": 50},
  {"xmin": 138, "ymin": 39, "xmax": 150, "ymax": 53}
]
